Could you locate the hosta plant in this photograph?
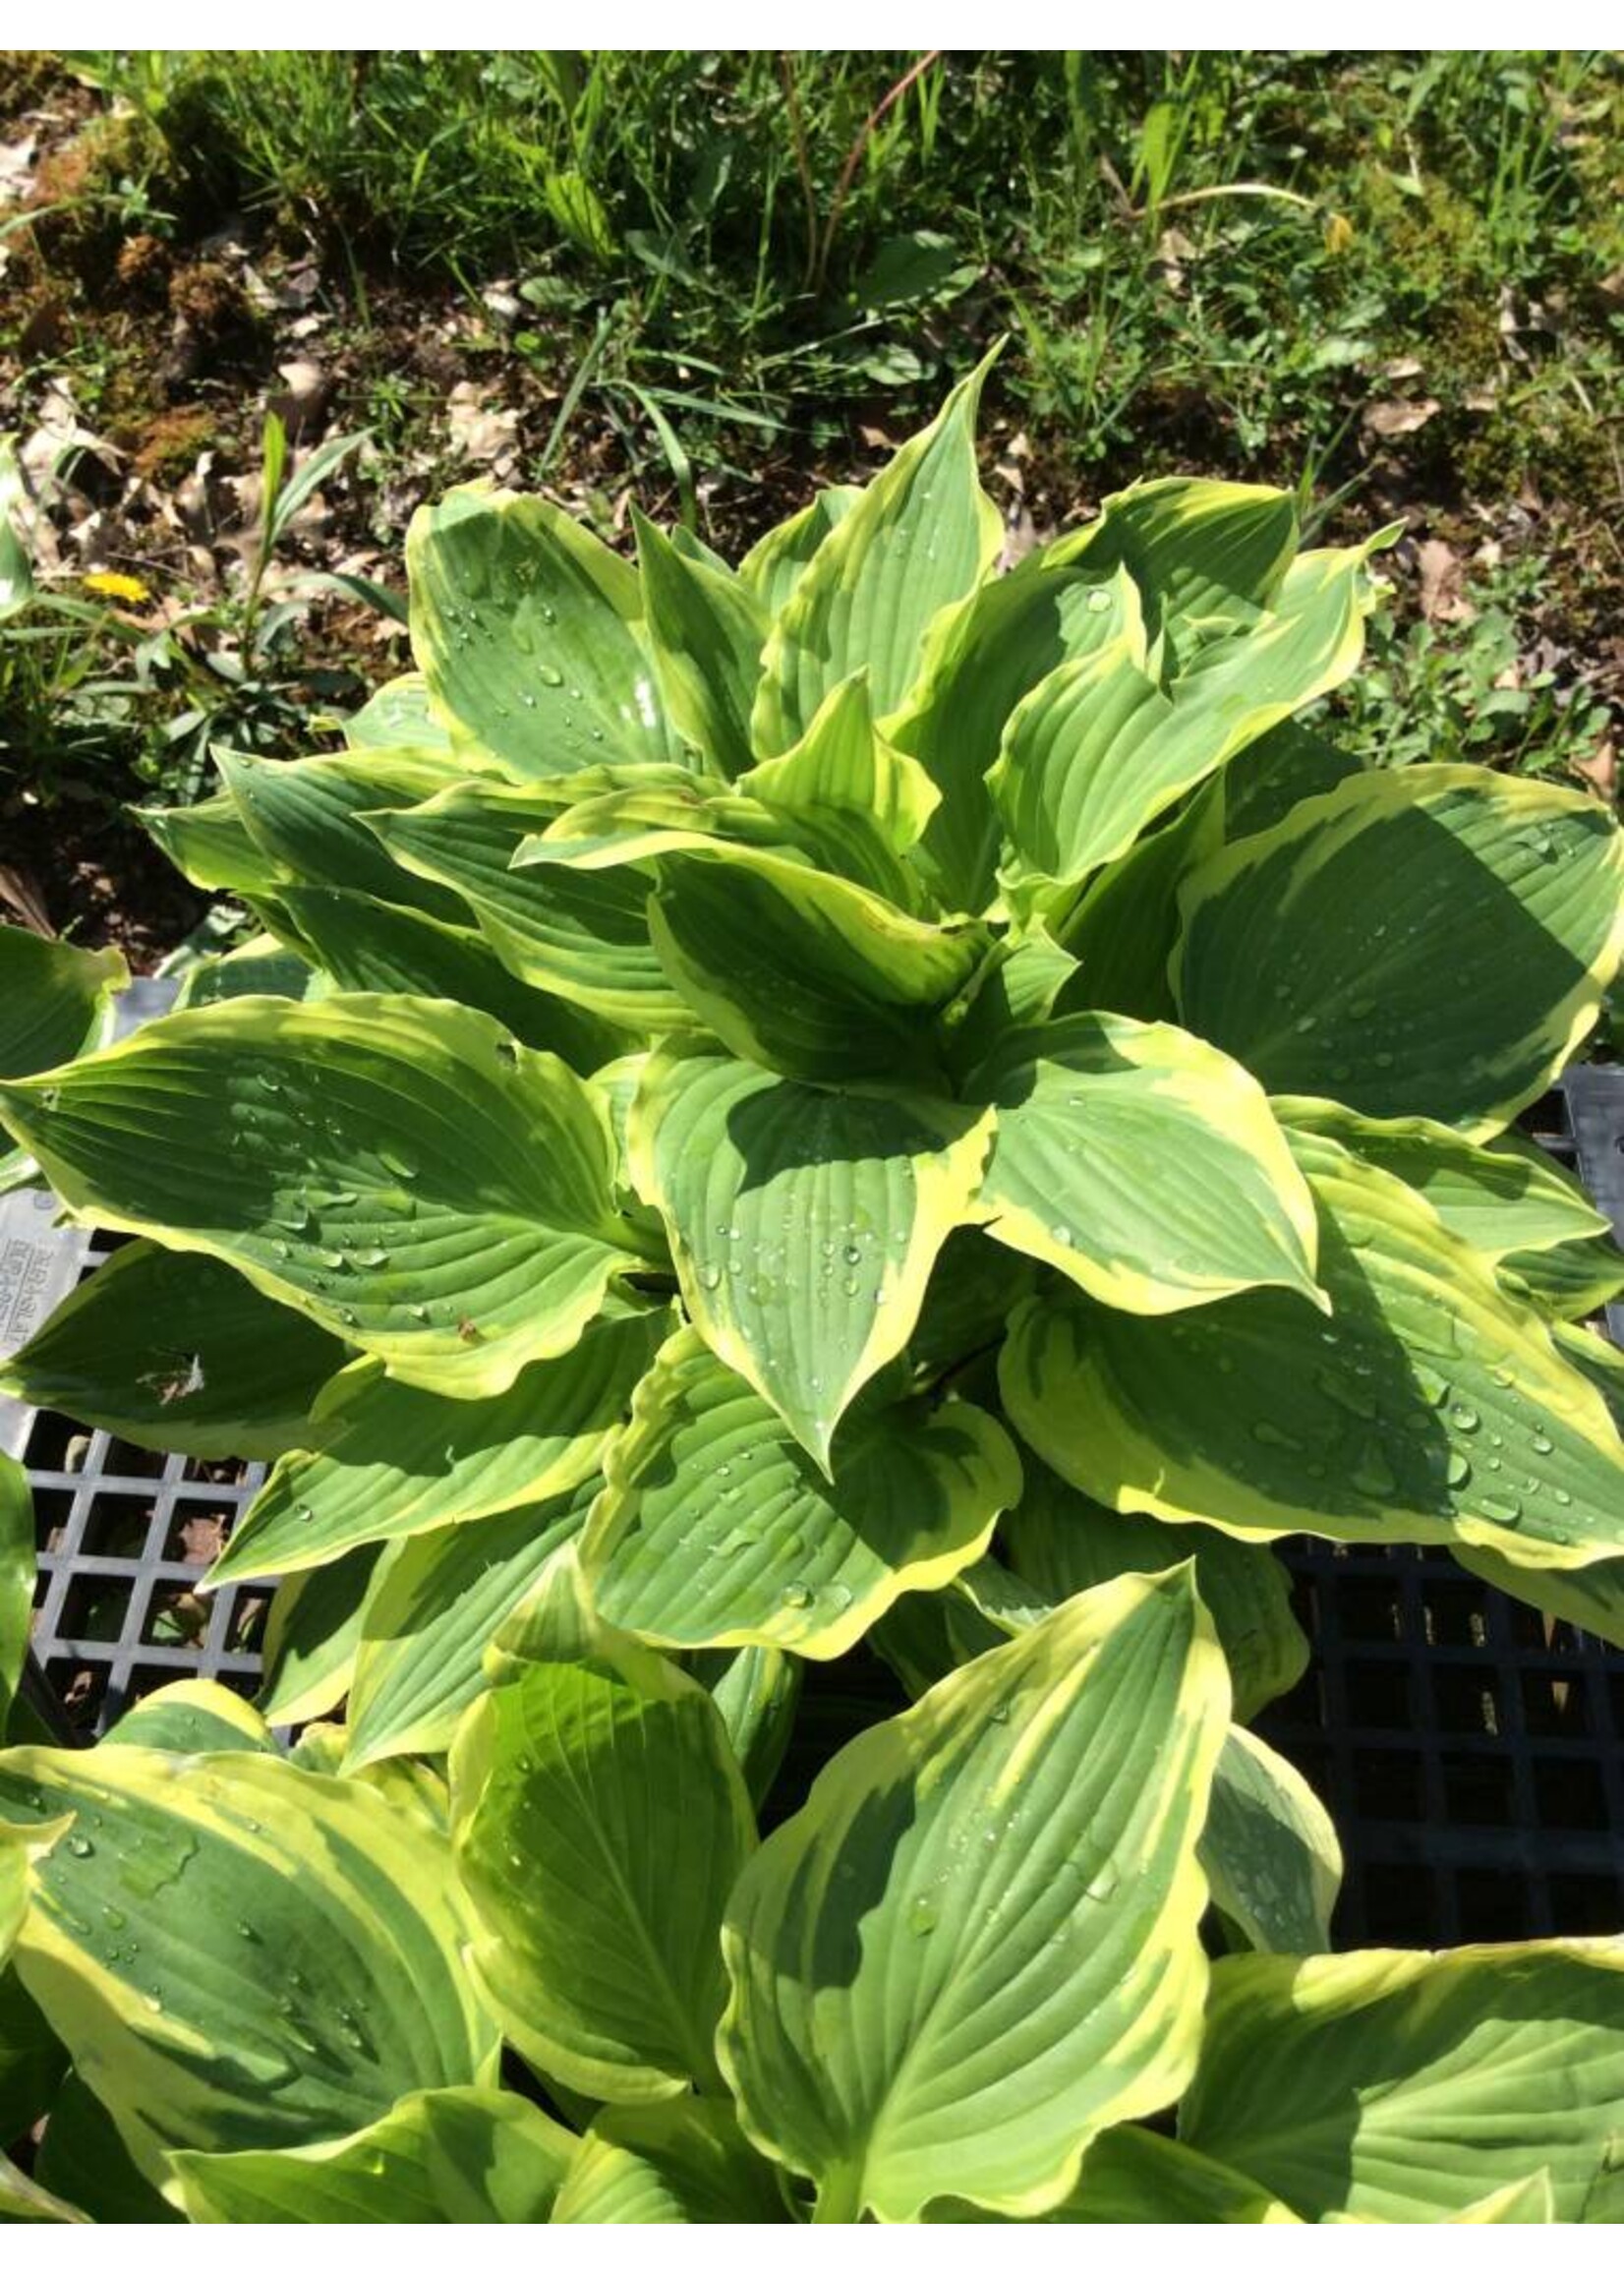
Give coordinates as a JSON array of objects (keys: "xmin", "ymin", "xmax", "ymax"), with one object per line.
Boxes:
[{"xmin": 2, "ymin": 359, "xmax": 1624, "ymax": 2223}]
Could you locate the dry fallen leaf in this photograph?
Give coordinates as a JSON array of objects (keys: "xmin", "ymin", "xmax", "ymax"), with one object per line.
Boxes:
[
  {"xmin": 1154, "ymin": 226, "xmax": 1196, "ymax": 294},
  {"xmin": 1363, "ymin": 398, "xmax": 1441, "ymax": 438},
  {"xmin": 998, "ymin": 503, "xmax": 1039, "ymax": 572},
  {"xmin": 0, "ymin": 133, "xmax": 37, "ymax": 203},
  {"xmin": 993, "ymin": 443, "xmax": 1027, "ymax": 499},
  {"xmin": 1574, "ymin": 740, "xmax": 1617, "ymax": 800},
  {"xmin": 0, "ymin": 865, "xmax": 53, "ymax": 935},
  {"xmin": 445, "ymin": 379, "xmax": 520, "ymax": 470},
  {"xmin": 176, "ymin": 1513, "xmax": 228, "ymax": 1567},
  {"xmin": 268, "ymin": 357, "xmax": 330, "ymax": 441},
  {"xmin": 20, "ymin": 383, "xmax": 123, "ymax": 490},
  {"xmin": 1417, "ymin": 537, "xmax": 1475, "ymax": 625}
]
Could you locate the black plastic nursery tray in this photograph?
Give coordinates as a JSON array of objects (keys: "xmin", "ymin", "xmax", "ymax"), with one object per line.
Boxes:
[
  {"xmin": 1259, "ymin": 1068, "xmax": 1624, "ymax": 1945},
  {"xmin": 1257, "ymin": 1539, "xmax": 1624, "ymax": 1943}
]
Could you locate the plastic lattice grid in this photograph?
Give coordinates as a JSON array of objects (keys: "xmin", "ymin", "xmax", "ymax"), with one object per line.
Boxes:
[
  {"xmin": 1256, "ymin": 1541, "xmax": 1624, "ymax": 1944},
  {"xmin": 19, "ymin": 1282, "xmax": 274, "ymax": 1739}
]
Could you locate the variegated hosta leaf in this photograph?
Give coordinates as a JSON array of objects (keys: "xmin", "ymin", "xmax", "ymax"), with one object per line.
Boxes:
[
  {"xmin": 0, "ymin": 1240, "xmax": 344, "ymax": 1460},
  {"xmin": 1553, "ymin": 1314, "xmax": 1624, "ymax": 1423},
  {"xmin": 139, "ymin": 790, "xmax": 287, "ymax": 897},
  {"xmin": 1277, "ymin": 1097, "xmax": 1624, "ymax": 1317},
  {"xmin": 864, "ymin": 1567, "xmax": 1015, "ymax": 1702},
  {"xmin": 1051, "ymin": 781, "xmax": 1214, "ymax": 1023},
  {"xmin": 739, "ymin": 671, "xmax": 938, "ymax": 850},
  {"xmin": 0, "ymin": 996, "xmax": 635, "ymax": 1403},
  {"xmin": 644, "ymin": 847, "xmax": 989, "ymax": 1086},
  {"xmin": 737, "ymin": 485, "xmax": 859, "ymax": 617},
  {"xmin": 448, "ymin": 1580, "xmax": 757, "ymax": 2103},
  {"xmin": 0, "ymin": 926, "xmax": 127, "ymax": 1086},
  {"xmin": 367, "ymin": 778, "xmax": 691, "ymax": 1029},
  {"xmin": 887, "ymin": 554, "xmax": 1144, "ymax": 914},
  {"xmin": 0, "ymin": 1940, "xmax": 68, "ymax": 2163},
  {"xmin": 1276, "ymin": 1097, "xmax": 1611, "ymax": 1259},
  {"xmin": 999, "ymin": 1460, "xmax": 1307, "ymax": 1721},
  {"xmin": 990, "ymin": 543, "xmax": 1375, "ymax": 909},
  {"xmin": 344, "ymin": 1484, "xmax": 592, "ymax": 1769},
  {"xmin": 0, "ymin": 925, "xmax": 127, "ymax": 1194},
  {"xmin": 254, "ymin": 1546, "xmax": 384, "ymax": 1727},
  {"xmin": 1200, "ymin": 1726, "xmax": 1341, "ymax": 1955},
  {"xmin": 1175, "ymin": 765, "xmax": 1624, "ymax": 1136},
  {"xmin": 940, "ymin": 1576, "xmax": 1335, "ymax": 1958},
  {"xmin": 735, "ymin": 672, "xmax": 938, "ymax": 904},
  {"xmin": 634, "ymin": 506, "xmax": 767, "ymax": 780},
  {"xmin": 752, "ymin": 355, "xmax": 1002, "ymax": 757},
  {"xmin": 212, "ymin": 1309, "xmax": 663, "ymax": 1582},
  {"xmin": 1061, "ymin": 723, "xmax": 1357, "ymax": 1035},
  {"xmin": 0, "ymin": 2145, "xmax": 87, "ymax": 2224},
  {"xmin": 965, "ymin": 1011, "xmax": 1321, "ymax": 1312},
  {"xmin": 1003, "ymin": 1126, "xmax": 1624, "ymax": 1568},
  {"xmin": 552, "ymin": 2100, "xmax": 787, "ymax": 2224},
  {"xmin": 1502, "ymin": 1234, "xmax": 1624, "ymax": 1320},
  {"xmin": 169, "ymin": 2086, "xmax": 575, "ymax": 2223},
  {"xmin": 1052, "ymin": 474, "xmax": 1299, "ymax": 654},
  {"xmin": 31, "ymin": 2070, "xmax": 175, "ymax": 2224},
  {"xmin": 905, "ymin": 1224, "xmax": 1038, "ymax": 1381},
  {"xmin": 630, "ymin": 1042, "xmax": 992, "ymax": 1467},
  {"xmin": 2, "ymin": 1455, "xmax": 34, "ymax": 1739},
  {"xmin": 924, "ymin": 2123, "xmax": 1303, "ymax": 2223},
  {"xmin": 215, "ymin": 748, "xmax": 468, "ymax": 923},
  {"xmin": 1180, "ymin": 1941, "xmax": 1624, "ymax": 2222},
  {"xmin": 718, "ymin": 1567, "xmax": 1228, "ymax": 2224},
  {"xmin": 2, "ymin": 1812, "xmax": 60, "ymax": 1965},
  {"xmin": 583, "ymin": 1326, "xmax": 1020, "ymax": 1657},
  {"xmin": 943, "ymin": 927, "xmax": 1078, "ymax": 1076},
  {"xmin": 0, "ymin": 1746, "xmax": 498, "ymax": 2194},
  {"xmin": 265, "ymin": 885, "xmax": 622, "ymax": 1070},
  {"xmin": 1217, "ymin": 717, "xmax": 1365, "ymax": 843},
  {"xmin": 173, "ymin": 935, "xmax": 317, "ymax": 1009},
  {"xmin": 344, "ymin": 670, "xmax": 451, "ymax": 751},
  {"xmin": 1439, "ymin": 2173, "xmax": 1558, "ymax": 2224},
  {"xmin": 671, "ymin": 518, "xmax": 757, "ymax": 571},
  {"xmin": 688, "ymin": 1646, "xmax": 801, "ymax": 1811},
  {"xmin": 407, "ymin": 486, "xmax": 677, "ymax": 775},
  {"xmin": 101, "ymin": 1681, "xmax": 276, "ymax": 1756},
  {"xmin": 513, "ymin": 777, "xmax": 793, "ymax": 870}
]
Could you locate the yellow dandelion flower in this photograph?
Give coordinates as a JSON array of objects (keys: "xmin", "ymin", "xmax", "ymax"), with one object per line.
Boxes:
[
  {"xmin": 82, "ymin": 570, "xmax": 151, "ymax": 606},
  {"xmin": 1322, "ymin": 212, "xmax": 1357, "ymax": 258}
]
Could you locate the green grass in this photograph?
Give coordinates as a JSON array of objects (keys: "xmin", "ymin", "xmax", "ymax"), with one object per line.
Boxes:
[
  {"xmin": 2, "ymin": 50, "xmax": 1619, "ymax": 841},
  {"xmin": 66, "ymin": 49, "xmax": 1623, "ymax": 493},
  {"xmin": 1326, "ymin": 551, "xmax": 1616, "ymax": 777}
]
